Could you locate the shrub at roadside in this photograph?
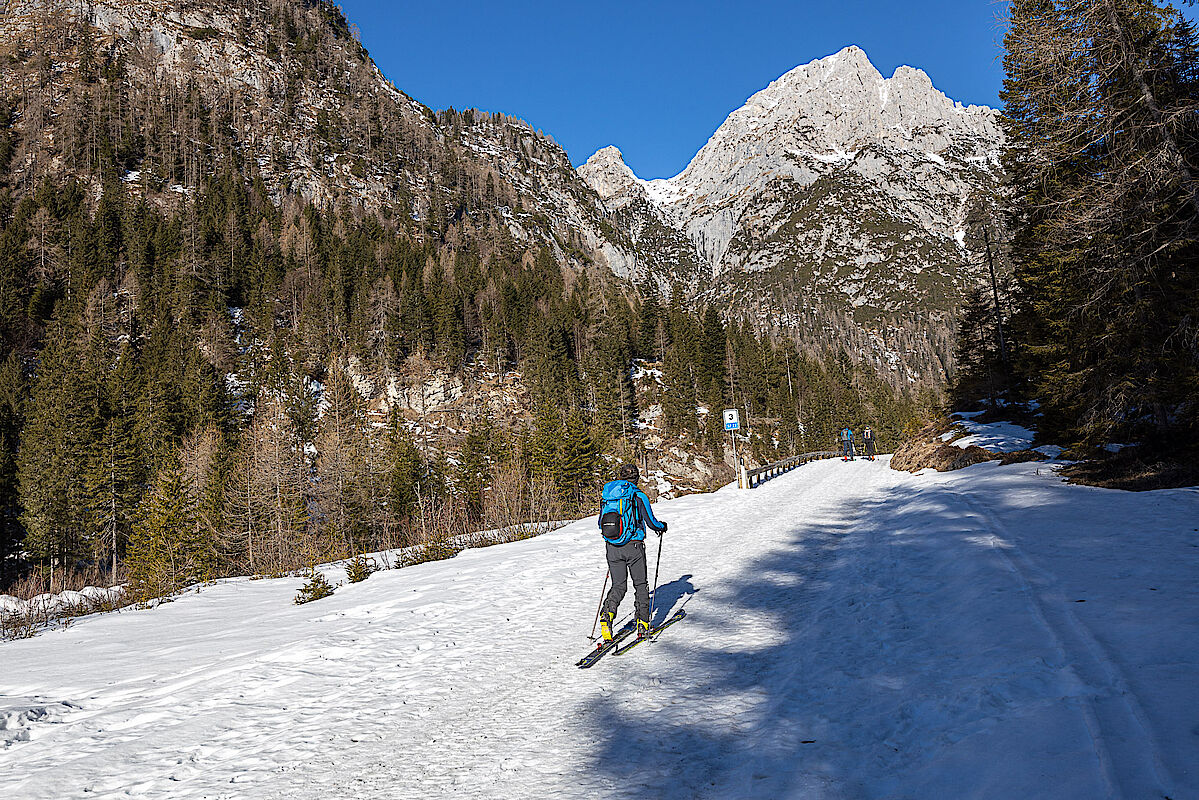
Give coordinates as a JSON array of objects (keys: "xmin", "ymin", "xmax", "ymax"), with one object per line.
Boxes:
[
  {"xmin": 294, "ymin": 569, "xmax": 336, "ymax": 604},
  {"xmin": 344, "ymin": 555, "xmax": 378, "ymax": 583}
]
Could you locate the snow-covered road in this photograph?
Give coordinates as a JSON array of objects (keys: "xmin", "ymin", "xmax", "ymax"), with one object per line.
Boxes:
[{"xmin": 2, "ymin": 457, "xmax": 1197, "ymax": 799}]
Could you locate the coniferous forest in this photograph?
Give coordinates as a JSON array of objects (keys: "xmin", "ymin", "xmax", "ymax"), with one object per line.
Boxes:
[
  {"xmin": 952, "ymin": 0, "xmax": 1198, "ymax": 460},
  {"xmin": 0, "ymin": 1, "xmax": 926, "ymax": 598}
]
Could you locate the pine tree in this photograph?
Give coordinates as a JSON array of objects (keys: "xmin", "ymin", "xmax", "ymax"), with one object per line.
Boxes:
[
  {"xmin": 526, "ymin": 402, "xmax": 562, "ymax": 487},
  {"xmin": 85, "ymin": 411, "xmax": 141, "ymax": 579},
  {"xmin": 17, "ymin": 321, "xmax": 95, "ymax": 573},
  {"xmin": 0, "ymin": 351, "xmax": 25, "ymax": 584},
  {"xmin": 698, "ymin": 306, "xmax": 727, "ymax": 393},
  {"xmin": 1002, "ymin": 0, "xmax": 1199, "ymax": 445},
  {"xmin": 949, "ymin": 286, "xmax": 1005, "ymax": 409},
  {"xmin": 557, "ymin": 408, "xmax": 598, "ymax": 511},
  {"xmin": 126, "ymin": 453, "xmax": 213, "ymax": 600},
  {"xmin": 589, "ymin": 325, "xmax": 633, "ymax": 444},
  {"xmin": 661, "ymin": 343, "xmax": 697, "ymax": 436},
  {"xmin": 385, "ymin": 411, "xmax": 424, "ymax": 527},
  {"xmin": 455, "ymin": 421, "xmax": 494, "ymax": 521},
  {"xmin": 703, "ymin": 384, "xmax": 726, "ymax": 461}
]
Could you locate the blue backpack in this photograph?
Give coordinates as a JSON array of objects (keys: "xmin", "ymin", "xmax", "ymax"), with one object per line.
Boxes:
[{"xmin": 599, "ymin": 480, "xmax": 640, "ymax": 545}]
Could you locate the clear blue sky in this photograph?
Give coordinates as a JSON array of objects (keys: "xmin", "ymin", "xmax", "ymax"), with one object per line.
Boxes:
[{"xmin": 333, "ymin": 2, "xmax": 1000, "ymax": 178}]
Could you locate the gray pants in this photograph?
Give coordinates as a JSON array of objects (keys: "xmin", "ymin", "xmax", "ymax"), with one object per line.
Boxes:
[{"xmin": 603, "ymin": 540, "xmax": 649, "ymax": 624}]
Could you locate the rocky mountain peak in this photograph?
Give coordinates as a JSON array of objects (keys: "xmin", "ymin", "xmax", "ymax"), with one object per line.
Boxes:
[
  {"xmin": 577, "ymin": 145, "xmax": 642, "ymax": 201},
  {"xmin": 577, "ymin": 45, "xmax": 1006, "ymax": 382}
]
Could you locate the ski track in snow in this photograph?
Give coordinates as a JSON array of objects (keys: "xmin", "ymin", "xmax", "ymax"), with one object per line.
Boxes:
[{"xmin": 2, "ymin": 458, "xmax": 1197, "ymax": 799}]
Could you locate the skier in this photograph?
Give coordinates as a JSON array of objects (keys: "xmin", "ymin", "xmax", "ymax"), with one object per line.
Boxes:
[
  {"xmin": 863, "ymin": 427, "xmax": 877, "ymax": 460},
  {"xmin": 840, "ymin": 427, "xmax": 855, "ymax": 461},
  {"xmin": 598, "ymin": 463, "xmax": 667, "ymax": 642}
]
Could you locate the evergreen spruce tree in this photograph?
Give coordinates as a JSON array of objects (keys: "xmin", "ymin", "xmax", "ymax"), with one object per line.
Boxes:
[
  {"xmin": 1002, "ymin": 0, "xmax": 1199, "ymax": 446},
  {"xmin": 0, "ymin": 351, "xmax": 25, "ymax": 584},
  {"xmin": 527, "ymin": 402, "xmax": 563, "ymax": 486},
  {"xmin": 85, "ymin": 412, "xmax": 142, "ymax": 579},
  {"xmin": 661, "ymin": 344, "xmax": 697, "ymax": 436},
  {"xmin": 557, "ymin": 408, "xmax": 598, "ymax": 511},
  {"xmin": 17, "ymin": 321, "xmax": 95, "ymax": 574},
  {"xmin": 455, "ymin": 421, "xmax": 494, "ymax": 522},
  {"xmin": 126, "ymin": 453, "xmax": 213, "ymax": 600},
  {"xmin": 385, "ymin": 411, "xmax": 425, "ymax": 528},
  {"xmin": 703, "ymin": 384, "xmax": 726, "ymax": 461},
  {"xmin": 949, "ymin": 286, "xmax": 1004, "ymax": 409}
]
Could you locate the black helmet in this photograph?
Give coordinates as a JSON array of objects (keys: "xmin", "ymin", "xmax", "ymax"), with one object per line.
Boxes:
[{"xmin": 617, "ymin": 463, "xmax": 639, "ymax": 482}]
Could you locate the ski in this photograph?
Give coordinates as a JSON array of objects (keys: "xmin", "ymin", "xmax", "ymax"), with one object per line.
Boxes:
[
  {"xmin": 613, "ymin": 608, "xmax": 687, "ymax": 656},
  {"xmin": 575, "ymin": 621, "xmax": 637, "ymax": 669}
]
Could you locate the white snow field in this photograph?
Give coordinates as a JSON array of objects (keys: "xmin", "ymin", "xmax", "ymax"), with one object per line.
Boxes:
[{"xmin": 3, "ymin": 457, "xmax": 1198, "ymax": 799}]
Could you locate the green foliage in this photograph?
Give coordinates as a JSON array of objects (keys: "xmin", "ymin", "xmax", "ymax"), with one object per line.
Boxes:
[
  {"xmin": 1001, "ymin": 0, "xmax": 1199, "ymax": 447},
  {"xmin": 126, "ymin": 454, "xmax": 214, "ymax": 600},
  {"xmin": 386, "ymin": 414, "xmax": 426, "ymax": 523},
  {"xmin": 661, "ymin": 343, "xmax": 697, "ymax": 436},
  {"xmin": 16, "ymin": 321, "xmax": 95, "ymax": 569},
  {"xmin": 344, "ymin": 554, "xmax": 378, "ymax": 583},
  {"xmin": 404, "ymin": 538, "xmax": 463, "ymax": 566},
  {"xmin": 294, "ymin": 568, "xmax": 336, "ymax": 604},
  {"xmin": 949, "ymin": 286, "xmax": 1010, "ymax": 409},
  {"xmin": 557, "ymin": 408, "xmax": 599, "ymax": 510},
  {"xmin": 0, "ymin": 351, "xmax": 25, "ymax": 584},
  {"xmin": 455, "ymin": 422, "xmax": 495, "ymax": 520}
]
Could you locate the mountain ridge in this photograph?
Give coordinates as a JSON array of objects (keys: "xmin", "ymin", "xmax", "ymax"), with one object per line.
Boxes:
[
  {"xmin": 0, "ymin": 3, "xmax": 1000, "ymax": 386},
  {"xmin": 579, "ymin": 45, "xmax": 1006, "ymax": 382}
]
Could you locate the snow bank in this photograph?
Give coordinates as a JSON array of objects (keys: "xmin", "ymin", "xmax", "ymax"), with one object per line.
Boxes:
[
  {"xmin": 0, "ymin": 586, "xmax": 124, "ymax": 617},
  {"xmin": 949, "ymin": 412, "xmax": 1036, "ymax": 453},
  {"xmin": 2, "ymin": 459, "xmax": 1196, "ymax": 798}
]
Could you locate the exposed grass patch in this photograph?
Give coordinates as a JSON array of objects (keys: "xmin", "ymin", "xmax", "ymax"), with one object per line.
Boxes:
[
  {"xmin": 1060, "ymin": 446, "xmax": 1199, "ymax": 491},
  {"xmin": 890, "ymin": 418, "xmax": 1000, "ymax": 473}
]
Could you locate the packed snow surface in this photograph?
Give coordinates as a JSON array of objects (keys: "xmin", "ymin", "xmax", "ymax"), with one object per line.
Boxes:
[
  {"xmin": 3, "ymin": 458, "xmax": 1198, "ymax": 798},
  {"xmin": 950, "ymin": 411, "xmax": 1036, "ymax": 453}
]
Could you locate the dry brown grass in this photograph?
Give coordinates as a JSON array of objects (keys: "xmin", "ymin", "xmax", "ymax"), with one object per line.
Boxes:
[
  {"xmin": 1060, "ymin": 446, "xmax": 1199, "ymax": 491},
  {"xmin": 1, "ymin": 565, "xmax": 131, "ymax": 640},
  {"xmin": 890, "ymin": 419, "xmax": 1004, "ymax": 473}
]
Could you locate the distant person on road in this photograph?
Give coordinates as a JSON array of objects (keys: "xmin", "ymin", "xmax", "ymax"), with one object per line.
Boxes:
[
  {"xmin": 840, "ymin": 428, "xmax": 855, "ymax": 461},
  {"xmin": 863, "ymin": 427, "xmax": 876, "ymax": 460},
  {"xmin": 597, "ymin": 463, "xmax": 667, "ymax": 642}
]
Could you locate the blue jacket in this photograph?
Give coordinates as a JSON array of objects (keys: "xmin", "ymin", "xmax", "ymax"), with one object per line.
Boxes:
[{"xmin": 597, "ymin": 480, "xmax": 666, "ymax": 545}]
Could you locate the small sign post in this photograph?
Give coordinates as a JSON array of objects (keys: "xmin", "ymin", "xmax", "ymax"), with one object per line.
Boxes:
[{"xmin": 723, "ymin": 409, "xmax": 744, "ymax": 488}]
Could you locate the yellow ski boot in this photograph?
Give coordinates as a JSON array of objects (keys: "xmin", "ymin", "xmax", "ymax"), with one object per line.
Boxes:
[
  {"xmin": 600, "ymin": 611, "xmax": 615, "ymax": 642},
  {"xmin": 636, "ymin": 618, "xmax": 651, "ymax": 639}
]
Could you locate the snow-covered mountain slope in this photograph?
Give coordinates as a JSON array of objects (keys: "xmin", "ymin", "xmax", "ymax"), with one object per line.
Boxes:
[
  {"xmin": 581, "ymin": 46, "xmax": 1006, "ymax": 381},
  {"xmin": 3, "ymin": 458, "xmax": 1197, "ymax": 798},
  {"xmin": 584, "ymin": 46, "xmax": 1002, "ymax": 286}
]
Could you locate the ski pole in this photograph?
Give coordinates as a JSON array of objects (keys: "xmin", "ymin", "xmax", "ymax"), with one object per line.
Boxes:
[
  {"xmin": 590, "ymin": 571, "xmax": 610, "ymax": 640},
  {"xmin": 649, "ymin": 532, "xmax": 664, "ymax": 624}
]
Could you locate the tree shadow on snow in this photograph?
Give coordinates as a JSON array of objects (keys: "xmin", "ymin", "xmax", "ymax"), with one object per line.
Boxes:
[
  {"xmin": 650, "ymin": 574, "xmax": 698, "ymax": 625},
  {"xmin": 581, "ymin": 475, "xmax": 1082, "ymax": 799}
]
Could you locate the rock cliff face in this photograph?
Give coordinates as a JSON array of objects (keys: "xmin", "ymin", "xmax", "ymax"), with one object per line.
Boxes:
[
  {"xmin": 0, "ymin": 0, "xmax": 645, "ymax": 283},
  {"xmin": 580, "ymin": 46, "xmax": 1006, "ymax": 380}
]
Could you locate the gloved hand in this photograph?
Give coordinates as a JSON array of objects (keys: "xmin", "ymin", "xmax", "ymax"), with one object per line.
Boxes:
[{"xmin": 658, "ymin": 522, "xmax": 668, "ymax": 535}]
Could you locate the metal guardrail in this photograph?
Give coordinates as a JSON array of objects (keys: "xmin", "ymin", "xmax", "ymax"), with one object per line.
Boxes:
[{"xmin": 742, "ymin": 451, "xmax": 841, "ymax": 489}]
